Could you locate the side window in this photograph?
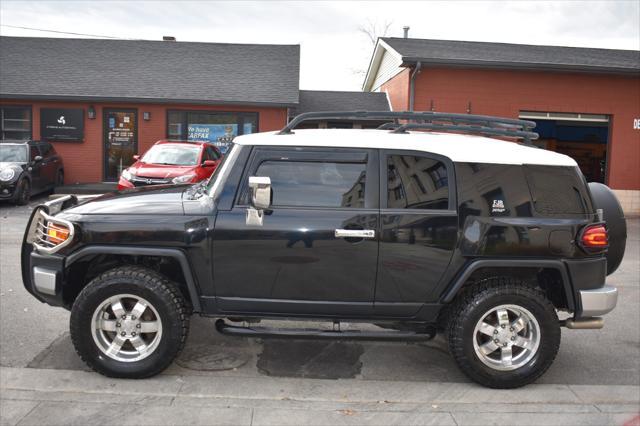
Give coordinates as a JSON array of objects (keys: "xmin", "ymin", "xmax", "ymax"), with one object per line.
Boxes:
[
  {"xmin": 29, "ymin": 144, "xmax": 41, "ymax": 161},
  {"xmin": 206, "ymin": 146, "xmax": 220, "ymax": 160},
  {"xmin": 255, "ymin": 160, "xmax": 366, "ymax": 208},
  {"xmin": 387, "ymin": 154, "xmax": 449, "ymax": 210},
  {"xmin": 39, "ymin": 142, "xmax": 53, "ymax": 157},
  {"xmin": 525, "ymin": 165, "xmax": 589, "ymax": 215}
]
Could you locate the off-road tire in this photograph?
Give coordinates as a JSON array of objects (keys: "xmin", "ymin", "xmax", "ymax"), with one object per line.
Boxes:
[
  {"xmin": 446, "ymin": 277, "xmax": 560, "ymax": 389},
  {"xmin": 70, "ymin": 266, "xmax": 190, "ymax": 378}
]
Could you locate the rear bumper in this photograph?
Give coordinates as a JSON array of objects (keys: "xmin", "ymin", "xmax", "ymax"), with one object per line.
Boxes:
[
  {"xmin": 563, "ymin": 257, "xmax": 617, "ymax": 318},
  {"xmin": 578, "ymin": 285, "xmax": 618, "ymax": 317}
]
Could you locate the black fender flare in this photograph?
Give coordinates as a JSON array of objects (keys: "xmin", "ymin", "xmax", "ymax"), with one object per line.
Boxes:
[
  {"xmin": 440, "ymin": 259, "xmax": 575, "ymax": 311},
  {"xmin": 66, "ymin": 246, "xmax": 202, "ymax": 312}
]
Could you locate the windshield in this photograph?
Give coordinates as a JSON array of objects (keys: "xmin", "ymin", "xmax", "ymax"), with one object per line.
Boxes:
[
  {"xmin": 141, "ymin": 144, "xmax": 201, "ymax": 166},
  {"xmin": 0, "ymin": 145, "xmax": 28, "ymax": 163}
]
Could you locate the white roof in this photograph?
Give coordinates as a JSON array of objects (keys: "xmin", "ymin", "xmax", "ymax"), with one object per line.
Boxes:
[{"xmin": 234, "ymin": 129, "xmax": 578, "ymax": 166}]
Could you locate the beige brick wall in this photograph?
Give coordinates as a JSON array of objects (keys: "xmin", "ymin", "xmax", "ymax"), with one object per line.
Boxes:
[{"xmin": 614, "ymin": 190, "xmax": 640, "ymax": 216}]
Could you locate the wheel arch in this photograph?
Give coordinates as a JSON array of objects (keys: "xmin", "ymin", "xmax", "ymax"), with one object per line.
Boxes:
[
  {"xmin": 65, "ymin": 246, "xmax": 201, "ymax": 312},
  {"xmin": 440, "ymin": 259, "xmax": 575, "ymax": 311}
]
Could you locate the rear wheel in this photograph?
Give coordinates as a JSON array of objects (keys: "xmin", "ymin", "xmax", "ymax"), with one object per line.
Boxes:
[
  {"xmin": 447, "ymin": 277, "xmax": 560, "ymax": 388},
  {"xmin": 70, "ymin": 266, "xmax": 190, "ymax": 378}
]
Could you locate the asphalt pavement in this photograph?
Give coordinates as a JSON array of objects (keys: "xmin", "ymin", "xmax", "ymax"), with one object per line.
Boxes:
[{"xmin": 0, "ymin": 196, "xmax": 638, "ymax": 425}]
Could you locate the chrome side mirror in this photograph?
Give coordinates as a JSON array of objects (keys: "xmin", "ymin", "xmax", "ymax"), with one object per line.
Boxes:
[
  {"xmin": 246, "ymin": 176, "xmax": 271, "ymax": 226},
  {"xmin": 248, "ymin": 176, "xmax": 271, "ymax": 210}
]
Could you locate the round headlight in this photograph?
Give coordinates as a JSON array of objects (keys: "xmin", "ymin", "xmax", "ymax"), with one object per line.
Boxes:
[{"xmin": 0, "ymin": 168, "xmax": 16, "ymax": 181}]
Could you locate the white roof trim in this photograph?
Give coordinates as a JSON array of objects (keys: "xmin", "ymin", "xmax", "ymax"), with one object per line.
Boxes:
[
  {"xmin": 234, "ymin": 129, "xmax": 578, "ymax": 167},
  {"xmin": 362, "ymin": 39, "xmax": 404, "ymax": 92}
]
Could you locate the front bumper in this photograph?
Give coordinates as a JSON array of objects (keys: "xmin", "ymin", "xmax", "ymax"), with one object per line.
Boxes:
[
  {"xmin": 22, "ymin": 249, "xmax": 66, "ymax": 307},
  {"xmin": 0, "ymin": 182, "xmax": 17, "ymax": 199},
  {"xmin": 578, "ymin": 285, "xmax": 618, "ymax": 317}
]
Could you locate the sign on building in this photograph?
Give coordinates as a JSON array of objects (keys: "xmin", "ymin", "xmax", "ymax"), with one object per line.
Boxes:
[{"xmin": 40, "ymin": 108, "xmax": 84, "ymax": 141}]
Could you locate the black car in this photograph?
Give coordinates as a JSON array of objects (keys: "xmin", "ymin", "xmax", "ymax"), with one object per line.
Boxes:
[
  {"xmin": 0, "ymin": 140, "xmax": 64, "ymax": 204},
  {"xmin": 20, "ymin": 112, "xmax": 626, "ymax": 388}
]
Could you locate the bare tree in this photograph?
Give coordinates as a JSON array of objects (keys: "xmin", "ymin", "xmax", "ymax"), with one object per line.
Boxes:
[
  {"xmin": 358, "ymin": 19, "xmax": 394, "ymax": 46},
  {"xmin": 352, "ymin": 19, "xmax": 394, "ymax": 80}
]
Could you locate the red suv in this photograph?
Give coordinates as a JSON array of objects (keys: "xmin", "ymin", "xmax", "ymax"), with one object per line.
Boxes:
[{"xmin": 118, "ymin": 141, "xmax": 222, "ymax": 190}]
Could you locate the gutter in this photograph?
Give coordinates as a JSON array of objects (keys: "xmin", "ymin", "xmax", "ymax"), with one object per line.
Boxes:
[{"xmin": 408, "ymin": 61, "xmax": 422, "ymax": 111}]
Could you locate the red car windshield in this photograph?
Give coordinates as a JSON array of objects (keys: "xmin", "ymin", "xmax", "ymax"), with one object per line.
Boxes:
[{"xmin": 141, "ymin": 144, "xmax": 200, "ymax": 166}]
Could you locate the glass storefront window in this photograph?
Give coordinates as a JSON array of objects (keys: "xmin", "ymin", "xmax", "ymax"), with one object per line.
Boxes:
[
  {"xmin": 1, "ymin": 106, "xmax": 32, "ymax": 140},
  {"xmin": 167, "ymin": 111, "xmax": 257, "ymax": 154}
]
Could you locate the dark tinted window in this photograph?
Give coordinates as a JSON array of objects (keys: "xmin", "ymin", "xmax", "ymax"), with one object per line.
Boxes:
[
  {"xmin": 525, "ymin": 165, "xmax": 590, "ymax": 215},
  {"xmin": 387, "ymin": 155, "xmax": 449, "ymax": 209},
  {"xmin": 38, "ymin": 142, "xmax": 53, "ymax": 157},
  {"xmin": 205, "ymin": 146, "xmax": 220, "ymax": 160},
  {"xmin": 29, "ymin": 144, "xmax": 40, "ymax": 161},
  {"xmin": 256, "ymin": 161, "xmax": 366, "ymax": 208}
]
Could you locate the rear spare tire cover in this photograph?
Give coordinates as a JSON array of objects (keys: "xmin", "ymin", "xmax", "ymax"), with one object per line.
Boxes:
[{"xmin": 588, "ymin": 182, "xmax": 627, "ymax": 275}]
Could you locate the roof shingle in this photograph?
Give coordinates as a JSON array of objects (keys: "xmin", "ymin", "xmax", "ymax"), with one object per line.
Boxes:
[
  {"xmin": 290, "ymin": 90, "xmax": 390, "ymax": 116},
  {"xmin": 382, "ymin": 37, "xmax": 640, "ymax": 74},
  {"xmin": 0, "ymin": 36, "xmax": 300, "ymax": 106}
]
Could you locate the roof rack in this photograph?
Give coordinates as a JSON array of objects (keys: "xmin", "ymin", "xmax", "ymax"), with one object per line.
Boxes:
[{"xmin": 279, "ymin": 111, "xmax": 538, "ymax": 142}]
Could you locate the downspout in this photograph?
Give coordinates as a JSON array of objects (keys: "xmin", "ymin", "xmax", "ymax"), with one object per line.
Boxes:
[{"xmin": 408, "ymin": 61, "xmax": 422, "ymax": 111}]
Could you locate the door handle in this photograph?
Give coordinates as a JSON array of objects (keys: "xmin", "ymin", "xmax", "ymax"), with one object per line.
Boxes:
[{"xmin": 335, "ymin": 229, "xmax": 375, "ymax": 239}]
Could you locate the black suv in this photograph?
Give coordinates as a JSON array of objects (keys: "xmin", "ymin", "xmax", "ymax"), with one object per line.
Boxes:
[
  {"xmin": 1, "ymin": 140, "xmax": 64, "ymax": 204},
  {"xmin": 21, "ymin": 112, "xmax": 626, "ymax": 388}
]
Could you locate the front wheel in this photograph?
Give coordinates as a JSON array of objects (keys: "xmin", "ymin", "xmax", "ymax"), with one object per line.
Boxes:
[
  {"xmin": 14, "ymin": 178, "xmax": 31, "ymax": 205},
  {"xmin": 446, "ymin": 277, "xmax": 560, "ymax": 388},
  {"xmin": 70, "ymin": 266, "xmax": 190, "ymax": 378}
]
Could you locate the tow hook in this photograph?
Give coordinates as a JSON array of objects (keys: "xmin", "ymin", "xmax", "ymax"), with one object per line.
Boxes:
[{"xmin": 560, "ymin": 317, "xmax": 604, "ymax": 329}]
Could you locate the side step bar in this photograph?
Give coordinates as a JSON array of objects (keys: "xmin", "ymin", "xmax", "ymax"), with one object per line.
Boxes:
[{"xmin": 215, "ymin": 320, "xmax": 436, "ymax": 341}]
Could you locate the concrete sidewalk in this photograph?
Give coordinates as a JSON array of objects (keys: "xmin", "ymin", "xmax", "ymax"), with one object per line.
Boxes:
[{"xmin": 1, "ymin": 367, "xmax": 638, "ymax": 426}]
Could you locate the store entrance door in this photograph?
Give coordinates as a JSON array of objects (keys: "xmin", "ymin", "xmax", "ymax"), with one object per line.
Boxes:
[{"xmin": 103, "ymin": 109, "xmax": 137, "ymax": 182}]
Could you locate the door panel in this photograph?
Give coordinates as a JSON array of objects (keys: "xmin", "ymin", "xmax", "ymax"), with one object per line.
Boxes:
[
  {"xmin": 377, "ymin": 212, "xmax": 457, "ymax": 307},
  {"xmin": 104, "ymin": 109, "xmax": 137, "ymax": 182},
  {"xmin": 37, "ymin": 143, "xmax": 57, "ymax": 187},
  {"xmin": 213, "ymin": 208, "xmax": 379, "ymax": 316},
  {"xmin": 28, "ymin": 144, "xmax": 43, "ymax": 191},
  {"xmin": 211, "ymin": 147, "xmax": 380, "ymax": 317},
  {"xmin": 375, "ymin": 151, "xmax": 458, "ymax": 315}
]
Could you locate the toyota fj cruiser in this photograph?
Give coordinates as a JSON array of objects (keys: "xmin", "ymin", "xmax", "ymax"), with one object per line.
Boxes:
[{"xmin": 21, "ymin": 112, "xmax": 626, "ymax": 388}]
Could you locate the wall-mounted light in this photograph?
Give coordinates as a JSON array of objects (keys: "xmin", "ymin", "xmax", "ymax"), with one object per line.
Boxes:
[
  {"xmin": 87, "ymin": 105, "xmax": 96, "ymax": 119},
  {"xmin": 143, "ymin": 112, "xmax": 151, "ymax": 121}
]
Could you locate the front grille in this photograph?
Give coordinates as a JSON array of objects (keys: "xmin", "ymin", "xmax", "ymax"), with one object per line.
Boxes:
[{"xmin": 131, "ymin": 176, "xmax": 171, "ymax": 187}]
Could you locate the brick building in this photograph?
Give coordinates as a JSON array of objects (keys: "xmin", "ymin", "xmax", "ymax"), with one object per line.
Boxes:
[
  {"xmin": 0, "ymin": 37, "xmax": 299, "ymax": 183},
  {"xmin": 363, "ymin": 37, "xmax": 640, "ymax": 214},
  {"xmin": 0, "ymin": 37, "xmax": 391, "ymax": 186}
]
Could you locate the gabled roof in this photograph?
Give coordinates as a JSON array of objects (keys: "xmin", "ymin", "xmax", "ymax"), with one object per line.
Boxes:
[
  {"xmin": 289, "ymin": 90, "xmax": 390, "ymax": 117},
  {"xmin": 0, "ymin": 36, "xmax": 300, "ymax": 107},
  {"xmin": 364, "ymin": 37, "xmax": 640, "ymax": 91}
]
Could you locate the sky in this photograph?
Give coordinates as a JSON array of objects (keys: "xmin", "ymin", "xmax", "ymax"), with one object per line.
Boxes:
[{"xmin": 1, "ymin": 1, "xmax": 639, "ymax": 91}]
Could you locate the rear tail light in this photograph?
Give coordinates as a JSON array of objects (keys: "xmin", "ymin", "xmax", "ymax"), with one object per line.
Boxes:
[{"xmin": 579, "ymin": 224, "xmax": 609, "ymax": 252}]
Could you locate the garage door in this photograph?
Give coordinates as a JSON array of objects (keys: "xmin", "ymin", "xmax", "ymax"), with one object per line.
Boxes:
[{"xmin": 519, "ymin": 111, "xmax": 610, "ymax": 184}]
